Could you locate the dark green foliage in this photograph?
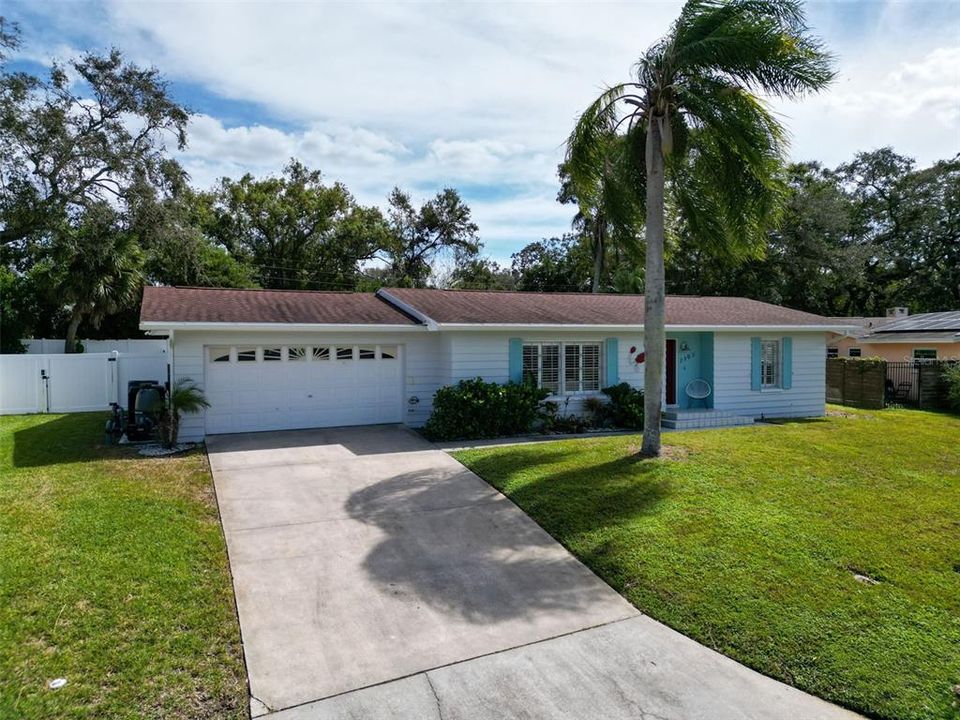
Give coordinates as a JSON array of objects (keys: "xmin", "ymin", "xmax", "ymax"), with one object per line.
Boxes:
[
  {"xmin": 510, "ymin": 235, "xmax": 594, "ymax": 292},
  {"xmin": 423, "ymin": 379, "xmax": 551, "ymax": 441},
  {"xmin": 209, "ymin": 160, "xmax": 385, "ymax": 290},
  {"xmin": 943, "ymin": 363, "xmax": 960, "ymax": 413},
  {"xmin": 383, "ymin": 188, "xmax": 481, "ymax": 288},
  {"xmin": 602, "ymin": 383, "xmax": 645, "ymax": 429},
  {"xmin": 448, "ymin": 256, "xmax": 515, "ymax": 290}
]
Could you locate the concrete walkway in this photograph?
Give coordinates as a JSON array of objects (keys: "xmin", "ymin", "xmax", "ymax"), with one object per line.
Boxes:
[{"xmin": 207, "ymin": 425, "xmax": 860, "ymax": 719}]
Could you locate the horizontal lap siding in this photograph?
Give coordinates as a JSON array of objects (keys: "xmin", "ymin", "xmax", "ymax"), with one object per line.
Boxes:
[
  {"xmin": 713, "ymin": 332, "xmax": 826, "ymax": 418},
  {"xmin": 446, "ymin": 331, "xmax": 645, "ymax": 416},
  {"xmin": 171, "ymin": 330, "xmax": 440, "ymax": 440}
]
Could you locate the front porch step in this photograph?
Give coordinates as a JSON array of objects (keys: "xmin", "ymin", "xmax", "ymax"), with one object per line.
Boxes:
[{"xmin": 661, "ymin": 409, "xmax": 755, "ymax": 430}]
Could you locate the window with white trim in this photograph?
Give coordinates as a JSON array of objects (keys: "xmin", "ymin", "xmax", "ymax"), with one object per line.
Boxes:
[
  {"xmin": 358, "ymin": 346, "xmax": 376, "ymax": 360},
  {"xmin": 524, "ymin": 342, "xmax": 600, "ymax": 394},
  {"xmin": 236, "ymin": 347, "xmax": 257, "ymax": 362},
  {"xmin": 380, "ymin": 345, "xmax": 397, "ymax": 359},
  {"xmin": 565, "ymin": 343, "xmax": 601, "ymax": 392},
  {"xmin": 913, "ymin": 348, "xmax": 937, "ymax": 361},
  {"xmin": 523, "ymin": 343, "xmax": 560, "ymax": 393},
  {"xmin": 288, "ymin": 347, "xmax": 307, "ymax": 361},
  {"xmin": 312, "ymin": 346, "xmax": 330, "ymax": 361},
  {"xmin": 209, "ymin": 347, "xmax": 231, "ymax": 363},
  {"xmin": 760, "ymin": 339, "xmax": 781, "ymax": 388},
  {"xmin": 263, "ymin": 347, "xmax": 282, "ymax": 361},
  {"xmin": 848, "ymin": 347, "xmax": 862, "ymax": 357},
  {"xmin": 336, "ymin": 346, "xmax": 354, "ymax": 360},
  {"xmin": 826, "ymin": 347, "xmax": 839, "ymax": 359}
]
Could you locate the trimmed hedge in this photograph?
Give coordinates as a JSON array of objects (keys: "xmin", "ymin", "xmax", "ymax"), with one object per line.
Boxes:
[{"xmin": 423, "ymin": 378, "xmax": 551, "ymax": 441}]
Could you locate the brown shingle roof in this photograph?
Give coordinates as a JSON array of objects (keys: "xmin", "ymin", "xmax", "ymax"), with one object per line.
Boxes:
[
  {"xmin": 140, "ymin": 286, "xmax": 419, "ymax": 325},
  {"xmin": 382, "ymin": 288, "xmax": 830, "ymax": 326},
  {"xmin": 140, "ymin": 285, "xmax": 832, "ymax": 327}
]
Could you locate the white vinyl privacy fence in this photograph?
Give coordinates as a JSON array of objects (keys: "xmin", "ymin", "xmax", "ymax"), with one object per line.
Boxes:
[
  {"xmin": 0, "ymin": 352, "xmax": 169, "ymax": 415},
  {"xmin": 24, "ymin": 338, "xmax": 168, "ymax": 354}
]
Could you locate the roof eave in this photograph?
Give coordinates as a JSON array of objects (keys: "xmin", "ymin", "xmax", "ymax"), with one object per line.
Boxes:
[
  {"xmin": 434, "ymin": 323, "xmax": 847, "ymax": 332},
  {"xmin": 138, "ymin": 321, "xmax": 426, "ymax": 332}
]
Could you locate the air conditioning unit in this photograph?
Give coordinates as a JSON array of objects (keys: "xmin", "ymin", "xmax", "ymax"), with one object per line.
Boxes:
[{"xmin": 886, "ymin": 307, "xmax": 909, "ymax": 318}]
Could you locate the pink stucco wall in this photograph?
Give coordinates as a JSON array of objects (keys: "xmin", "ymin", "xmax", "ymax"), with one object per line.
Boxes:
[{"xmin": 828, "ymin": 336, "xmax": 960, "ymax": 361}]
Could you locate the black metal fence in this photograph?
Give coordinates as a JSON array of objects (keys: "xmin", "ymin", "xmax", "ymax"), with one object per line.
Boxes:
[{"xmin": 885, "ymin": 360, "xmax": 956, "ymax": 409}]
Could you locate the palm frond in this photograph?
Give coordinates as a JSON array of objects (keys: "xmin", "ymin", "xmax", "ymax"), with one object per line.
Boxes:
[
  {"xmin": 169, "ymin": 378, "xmax": 210, "ymax": 415},
  {"xmin": 672, "ymin": 0, "xmax": 835, "ymax": 98},
  {"xmin": 565, "ymin": 83, "xmax": 644, "ymax": 209}
]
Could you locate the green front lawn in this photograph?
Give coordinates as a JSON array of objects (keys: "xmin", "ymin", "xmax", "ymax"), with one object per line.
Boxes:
[
  {"xmin": 454, "ymin": 407, "xmax": 960, "ymax": 720},
  {"xmin": 0, "ymin": 413, "xmax": 246, "ymax": 719}
]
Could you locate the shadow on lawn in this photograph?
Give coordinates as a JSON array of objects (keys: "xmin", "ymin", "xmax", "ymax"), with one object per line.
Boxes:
[
  {"xmin": 11, "ymin": 412, "xmax": 110, "ymax": 468},
  {"xmin": 346, "ymin": 445, "xmax": 670, "ymax": 624}
]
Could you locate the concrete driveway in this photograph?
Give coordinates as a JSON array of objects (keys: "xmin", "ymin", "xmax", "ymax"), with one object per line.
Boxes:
[{"xmin": 207, "ymin": 425, "xmax": 861, "ymax": 720}]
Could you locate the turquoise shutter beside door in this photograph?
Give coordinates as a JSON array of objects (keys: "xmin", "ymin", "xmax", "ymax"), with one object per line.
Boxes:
[
  {"xmin": 781, "ymin": 337, "xmax": 793, "ymax": 389},
  {"xmin": 750, "ymin": 336, "xmax": 762, "ymax": 391},
  {"xmin": 508, "ymin": 338, "xmax": 523, "ymax": 383},
  {"xmin": 605, "ymin": 338, "xmax": 619, "ymax": 387}
]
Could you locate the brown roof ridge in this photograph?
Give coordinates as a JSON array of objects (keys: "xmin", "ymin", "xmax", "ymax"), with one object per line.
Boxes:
[
  {"xmin": 385, "ymin": 287, "xmax": 780, "ymax": 301},
  {"xmin": 159, "ymin": 285, "xmax": 376, "ymax": 296}
]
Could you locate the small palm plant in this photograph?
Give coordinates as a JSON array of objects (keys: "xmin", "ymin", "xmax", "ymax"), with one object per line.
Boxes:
[{"xmin": 160, "ymin": 379, "xmax": 210, "ymax": 448}]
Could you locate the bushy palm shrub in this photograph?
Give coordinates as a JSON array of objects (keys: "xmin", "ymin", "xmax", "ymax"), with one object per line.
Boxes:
[
  {"xmin": 423, "ymin": 379, "xmax": 550, "ymax": 441},
  {"xmin": 602, "ymin": 383, "xmax": 645, "ymax": 429},
  {"xmin": 159, "ymin": 378, "xmax": 210, "ymax": 448}
]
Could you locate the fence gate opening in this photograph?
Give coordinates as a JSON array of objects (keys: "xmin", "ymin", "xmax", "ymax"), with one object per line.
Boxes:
[{"xmin": 885, "ymin": 360, "xmax": 957, "ymax": 409}]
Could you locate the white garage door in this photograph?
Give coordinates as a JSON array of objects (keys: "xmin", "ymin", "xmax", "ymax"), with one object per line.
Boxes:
[{"xmin": 204, "ymin": 343, "xmax": 403, "ymax": 434}]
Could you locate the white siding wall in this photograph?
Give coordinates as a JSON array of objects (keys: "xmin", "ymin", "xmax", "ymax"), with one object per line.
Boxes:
[
  {"xmin": 713, "ymin": 332, "xmax": 826, "ymax": 418},
  {"xmin": 446, "ymin": 331, "xmax": 646, "ymax": 416},
  {"xmin": 169, "ymin": 328, "xmax": 825, "ymax": 439},
  {"xmin": 171, "ymin": 330, "xmax": 441, "ymax": 441}
]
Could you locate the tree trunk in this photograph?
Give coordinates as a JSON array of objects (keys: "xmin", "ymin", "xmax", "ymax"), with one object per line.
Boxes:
[
  {"xmin": 591, "ymin": 222, "xmax": 604, "ymax": 293},
  {"xmin": 64, "ymin": 313, "xmax": 83, "ymax": 354},
  {"xmin": 641, "ymin": 117, "xmax": 666, "ymax": 457}
]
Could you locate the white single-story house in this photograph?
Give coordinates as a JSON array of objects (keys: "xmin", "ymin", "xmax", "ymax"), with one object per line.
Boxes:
[{"xmin": 139, "ymin": 286, "xmax": 845, "ymax": 441}]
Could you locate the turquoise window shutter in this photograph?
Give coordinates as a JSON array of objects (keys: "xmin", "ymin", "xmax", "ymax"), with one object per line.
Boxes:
[
  {"xmin": 750, "ymin": 337, "xmax": 762, "ymax": 391},
  {"xmin": 508, "ymin": 338, "xmax": 523, "ymax": 383},
  {"xmin": 605, "ymin": 338, "xmax": 619, "ymax": 386},
  {"xmin": 781, "ymin": 337, "xmax": 793, "ymax": 389}
]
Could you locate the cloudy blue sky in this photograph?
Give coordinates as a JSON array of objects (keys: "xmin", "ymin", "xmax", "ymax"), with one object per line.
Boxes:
[{"xmin": 5, "ymin": 0, "xmax": 959, "ymax": 264}]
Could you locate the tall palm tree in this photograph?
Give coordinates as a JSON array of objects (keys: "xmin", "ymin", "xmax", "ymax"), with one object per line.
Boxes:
[
  {"xmin": 55, "ymin": 203, "xmax": 144, "ymax": 352},
  {"xmin": 559, "ymin": 134, "xmax": 643, "ymax": 293},
  {"xmin": 567, "ymin": 0, "xmax": 834, "ymax": 455}
]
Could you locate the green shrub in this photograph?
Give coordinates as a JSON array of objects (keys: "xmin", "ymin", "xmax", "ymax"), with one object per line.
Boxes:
[
  {"xmin": 943, "ymin": 362, "xmax": 960, "ymax": 412},
  {"xmin": 539, "ymin": 398, "xmax": 591, "ymax": 434},
  {"xmin": 423, "ymin": 378, "xmax": 551, "ymax": 441},
  {"xmin": 582, "ymin": 396, "xmax": 611, "ymax": 428},
  {"xmin": 602, "ymin": 382, "xmax": 645, "ymax": 429}
]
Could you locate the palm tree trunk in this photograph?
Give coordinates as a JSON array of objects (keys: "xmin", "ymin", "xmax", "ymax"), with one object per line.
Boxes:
[
  {"xmin": 641, "ymin": 117, "xmax": 666, "ymax": 457},
  {"xmin": 591, "ymin": 223, "xmax": 604, "ymax": 293},
  {"xmin": 64, "ymin": 313, "xmax": 82, "ymax": 354}
]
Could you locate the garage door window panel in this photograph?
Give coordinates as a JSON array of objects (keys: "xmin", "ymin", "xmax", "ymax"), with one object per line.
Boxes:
[
  {"xmin": 237, "ymin": 348, "xmax": 257, "ymax": 362},
  {"xmin": 336, "ymin": 347, "xmax": 354, "ymax": 361},
  {"xmin": 209, "ymin": 347, "xmax": 232, "ymax": 363},
  {"xmin": 288, "ymin": 347, "xmax": 307, "ymax": 361},
  {"xmin": 358, "ymin": 346, "xmax": 376, "ymax": 360},
  {"xmin": 380, "ymin": 346, "xmax": 397, "ymax": 359},
  {"xmin": 312, "ymin": 346, "xmax": 331, "ymax": 361},
  {"xmin": 263, "ymin": 347, "xmax": 282, "ymax": 361}
]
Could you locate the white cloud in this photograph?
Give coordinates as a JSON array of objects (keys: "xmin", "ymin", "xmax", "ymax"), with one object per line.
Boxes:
[{"xmin": 10, "ymin": 0, "xmax": 959, "ymax": 263}]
